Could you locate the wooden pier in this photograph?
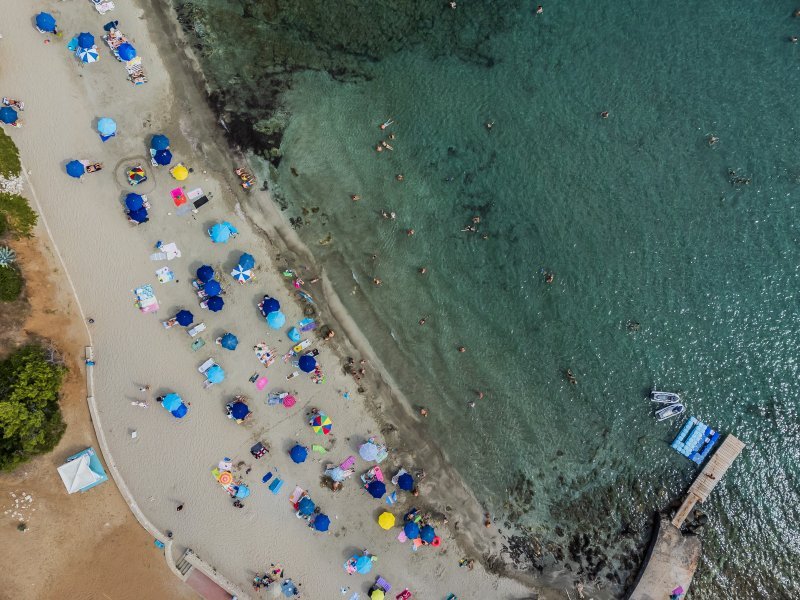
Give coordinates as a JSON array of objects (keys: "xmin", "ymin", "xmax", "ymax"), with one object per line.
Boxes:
[
  {"xmin": 671, "ymin": 434, "xmax": 745, "ymax": 528},
  {"xmin": 627, "ymin": 434, "xmax": 745, "ymax": 599}
]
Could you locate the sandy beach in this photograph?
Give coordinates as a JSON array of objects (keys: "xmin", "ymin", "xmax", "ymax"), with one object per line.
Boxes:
[{"xmin": 0, "ymin": 1, "xmax": 555, "ymax": 598}]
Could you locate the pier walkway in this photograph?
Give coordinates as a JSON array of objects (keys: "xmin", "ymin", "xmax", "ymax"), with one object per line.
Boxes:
[{"xmin": 671, "ymin": 435, "xmax": 745, "ymax": 528}]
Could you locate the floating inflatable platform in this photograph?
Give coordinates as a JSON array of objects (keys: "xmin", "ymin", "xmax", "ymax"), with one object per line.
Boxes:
[{"xmin": 671, "ymin": 416, "xmax": 720, "ymax": 464}]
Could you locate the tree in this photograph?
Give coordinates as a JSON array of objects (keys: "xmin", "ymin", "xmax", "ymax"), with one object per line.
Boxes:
[{"xmin": 0, "ymin": 345, "xmax": 66, "ymax": 471}]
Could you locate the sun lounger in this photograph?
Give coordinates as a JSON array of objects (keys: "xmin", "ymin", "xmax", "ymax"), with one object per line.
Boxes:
[
  {"xmin": 268, "ymin": 478, "xmax": 284, "ymax": 494},
  {"xmin": 187, "ymin": 323, "xmax": 206, "ymax": 337},
  {"xmin": 198, "ymin": 358, "xmax": 215, "ymax": 374},
  {"xmin": 375, "ymin": 577, "xmax": 391, "ymax": 592}
]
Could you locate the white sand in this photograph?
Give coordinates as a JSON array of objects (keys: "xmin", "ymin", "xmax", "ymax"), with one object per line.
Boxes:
[{"xmin": 0, "ymin": 2, "xmax": 549, "ymax": 598}]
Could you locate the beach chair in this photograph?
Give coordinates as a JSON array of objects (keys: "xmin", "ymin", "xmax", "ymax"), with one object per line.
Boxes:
[
  {"xmin": 375, "ymin": 577, "xmax": 391, "ymax": 592},
  {"xmin": 268, "ymin": 477, "xmax": 284, "ymax": 494},
  {"xmin": 198, "ymin": 358, "xmax": 215, "ymax": 374},
  {"xmin": 187, "ymin": 322, "xmax": 206, "ymax": 337}
]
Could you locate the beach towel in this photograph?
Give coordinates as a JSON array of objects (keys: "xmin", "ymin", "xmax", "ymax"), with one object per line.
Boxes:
[
  {"xmin": 268, "ymin": 478, "xmax": 284, "ymax": 494},
  {"xmin": 391, "ymin": 468, "xmax": 408, "ymax": 486},
  {"xmin": 340, "ymin": 456, "xmax": 356, "ymax": 470},
  {"xmin": 155, "ymin": 267, "xmax": 174, "ymax": 283},
  {"xmin": 187, "ymin": 188, "xmax": 204, "ymax": 201},
  {"xmin": 171, "ymin": 187, "xmax": 188, "ymax": 207},
  {"xmin": 312, "ymin": 444, "xmax": 327, "ymax": 455},
  {"xmin": 289, "ymin": 486, "xmax": 304, "ymax": 505},
  {"xmin": 397, "ymin": 530, "xmax": 407, "ymax": 543},
  {"xmin": 375, "ymin": 577, "xmax": 392, "ymax": 592},
  {"xmin": 396, "ymin": 590, "xmax": 411, "ymax": 600},
  {"xmin": 190, "ymin": 339, "xmax": 205, "ymax": 352},
  {"xmin": 385, "ymin": 491, "xmax": 398, "ymax": 506},
  {"xmin": 262, "ymin": 472, "xmax": 272, "ymax": 483}
]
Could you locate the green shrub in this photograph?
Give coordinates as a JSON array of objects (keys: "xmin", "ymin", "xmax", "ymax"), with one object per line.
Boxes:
[
  {"xmin": 0, "ymin": 345, "xmax": 67, "ymax": 471},
  {"xmin": 0, "ymin": 193, "xmax": 37, "ymax": 237},
  {"xmin": 0, "ymin": 129, "xmax": 21, "ymax": 178},
  {"xmin": 0, "ymin": 264, "xmax": 22, "ymax": 301}
]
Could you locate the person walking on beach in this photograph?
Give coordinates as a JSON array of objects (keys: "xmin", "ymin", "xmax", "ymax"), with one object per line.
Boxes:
[{"xmin": 177, "ymin": 503, "xmax": 184, "ymax": 512}]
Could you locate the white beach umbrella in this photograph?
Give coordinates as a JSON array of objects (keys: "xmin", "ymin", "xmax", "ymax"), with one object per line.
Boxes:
[{"xmin": 77, "ymin": 47, "xmax": 99, "ymax": 63}]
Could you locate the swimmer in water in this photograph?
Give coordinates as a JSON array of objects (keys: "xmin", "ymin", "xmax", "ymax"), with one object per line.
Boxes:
[
  {"xmin": 373, "ymin": 278, "xmax": 382, "ymax": 286},
  {"xmin": 351, "ymin": 194, "xmax": 361, "ymax": 201},
  {"xmin": 458, "ymin": 346, "xmax": 466, "ymax": 353},
  {"xmin": 396, "ymin": 174, "xmax": 404, "ymax": 181},
  {"xmin": 418, "ymin": 266, "xmax": 427, "ymax": 274},
  {"xmin": 545, "ymin": 272, "xmax": 554, "ymax": 284},
  {"xmin": 485, "ymin": 121, "xmax": 494, "ymax": 130},
  {"xmin": 407, "ymin": 229, "xmax": 415, "ymax": 236},
  {"xmin": 419, "ymin": 317, "xmax": 427, "ymax": 325},
  {"xmin": 380, "ymin": 118, "xmax": 394, "ymax": 130},
  {"xmin": 471, "ymin": 216, "xmax": 481, "ymax": 224},
  {"xmin": 376, "ymin": 144, "xmax": 384, "ymax": 152},
  {"xmin": 600, "ymin": 111, "xmax": 609, "ymax": 119}
]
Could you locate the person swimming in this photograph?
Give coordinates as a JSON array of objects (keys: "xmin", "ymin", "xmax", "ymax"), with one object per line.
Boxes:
[{"xmin": 380, "ymin": 118, "xmax": 394, "ymax": 130}]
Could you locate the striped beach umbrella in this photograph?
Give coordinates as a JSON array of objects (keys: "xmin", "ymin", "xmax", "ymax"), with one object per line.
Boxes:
[
  {"xmin": 77, "ymin": 47, "xmax": 99, "ymax": 63},
  {"xmin": 231, "ymin": 265, "xmax": 252, "ymax": 283}
]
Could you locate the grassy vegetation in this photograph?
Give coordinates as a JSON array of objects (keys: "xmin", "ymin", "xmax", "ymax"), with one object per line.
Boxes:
[
  {"xmin": 0, "ymin": 128, "xmax": 21, "ymax": 178},
  {"xmin": 0, "ymin": 345, "xmax": 67, "ymax": 471},
  {"xmin": 0, "ymin": 192, "xmax": 37, "ymax": 237}
]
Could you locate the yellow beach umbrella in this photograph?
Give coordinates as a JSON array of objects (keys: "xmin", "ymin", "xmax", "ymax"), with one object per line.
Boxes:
[
  {"xmin": 370, "ymin": 591, "xmax": 385, "ymax": 600},
  {"xmin": 171, "ymin": 164, "xmax": 188, "ymax": 180},
  {"xmin": 378, "ymin": 511, "xmax": 395, "ymax": 530}
]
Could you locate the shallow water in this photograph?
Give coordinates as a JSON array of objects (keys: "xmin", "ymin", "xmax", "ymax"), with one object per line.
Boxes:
[{"xmin": 177, "ymin": 1, "xmax": 800, "ymax": 596}]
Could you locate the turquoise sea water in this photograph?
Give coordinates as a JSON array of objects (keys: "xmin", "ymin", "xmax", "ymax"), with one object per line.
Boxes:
[{"xmin": 177, "ymin": 2, "xmax": 800, "ymax": 596}]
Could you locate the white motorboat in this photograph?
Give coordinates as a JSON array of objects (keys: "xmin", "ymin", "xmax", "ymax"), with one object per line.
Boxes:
[
  {"xmin": 656, "ymin": 403, "xmax": 685, "ymax": 421},
  {"xmin": 650, "ymin": 390, "xmax": 681, "ymax": 404}
]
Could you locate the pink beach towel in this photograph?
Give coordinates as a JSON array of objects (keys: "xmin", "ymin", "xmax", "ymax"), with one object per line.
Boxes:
[
  {"xmin": 397, "ymin": 531, "xmax": 408, "ymax": 543},
  {"xmin": 339, "ymin": 456, "xmax": 356, "ymax": 470},
  {"xmin": 289, "ymin": 486, "xmax": 303, "ymax": 505},
  {"xmin": 170, "ymin": 187, "xmax": 187, "ymax": 207}
]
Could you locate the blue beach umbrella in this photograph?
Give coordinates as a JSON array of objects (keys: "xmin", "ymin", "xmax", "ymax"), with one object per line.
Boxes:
[
  {"xmin": 229, "ymin": 401, "xmax": 249, "ymax": 420},
  {"xmin": 206, "ymin": 364, "xmax": 225, "ymax": 384},
  {"xmin": 124, "ymin": 193, "xmax": 143, "ymax": 211},
  {"xmin": 97, "ymin": 117, "xmax": 116, "ymax": 136},
  {"xmin": 397, "ymin": 473, "xmax": 414, "ymax": 491},
  {"xmin": 355, "ymin": 555, "xmax": 373, "ymax": 574},
  {"xmin": 151, "ymin": 134, "xmax": 170, "ymax": 151},
  {"xmin": 196, "ymin": 265, "xmax": 214, "ymax": 283},
  {"xmin": 128, "ymin": 207, "xmax": 149, "ymax": 223},
  {"xmin": 36, "ymin": 12, "xmax": 57, "ymax": 33},
  {"xmin": 231, "ymin": 265, "xmax": 252, "ymax": 283},
  {"xmin": 220, "ymin": 333, "xmax": 239, "ymax": 350},
  {"xmin": 404, "ymin": 521, "xmax": 420, "ymax": 539},
  {"xmin": 171, "ymin": 403, "xmax": 188, "ymax": 419},
  {"xmin": 77, "ymin": 47, "xmax": 100, "ymax": 63},
  {"xmin": 298, "ymin": 354, "xmax": 316, "ymax": 373},
  {"xmin": 266, "ymin": 310, "xmax": 286, "ymax": 330},
  {"xmin": 289, "ymin": 444, "xmax": 307, "ymax": 464},
  {"xmin": 77, "ymin": 32, "xmax": 95, "ymax": 49},
  {"xmin": 154, "ymin": 149, "xmax": 172, "ymax": 165},
  {"xmin": 0, "ymin": 107, "xmax": 18, "ymax": 125},
  {"xmin": 161, "ymin": 393, "xmax": 182, "ymax": 412},
  {"xmin": 66, "ymin": 160, "xmax": 85, "ymax": 178},
  {"xmin": 312, "ymin": 513, "xmax": 330, "ymax": 532},
  {"xmin": 261, "ymin": 297, "xmax": 280, "ymax": 314},
  {"xmin": 117, "ymin": 42, "xmax": 136, "ymax": 61},
  {"xmin": 206, "ymin": 295, "xmax": 224, "ymax": 312},
  {"xmin": 203, "ymin": 280, "xmax": 221, "ymax": 297},
  {"xmin": 175, "ymin": 310, "xmax": 194, "ymax": 326},
  {"xmin": 420, "ymin": 524, "xmax": 435, "ymax": 544},
  {"xmin": 238, "ymin": 253, "xmax": 255, "ymax": 270},
  {"xmin": 208, "ymin": 222, "xmax": 237, "ymax": 244},
  {"xmin": 297, "ymin": 496, "xmax": 315, "ymax": 516},
  {"xmin": 366, "ymin": 481, "xmax": 386, "ymax": 499}
]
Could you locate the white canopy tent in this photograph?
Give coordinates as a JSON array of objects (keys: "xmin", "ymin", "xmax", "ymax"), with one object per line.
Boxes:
[{"xmin": 57, "ymin": 453, "xmax": 103, "ymax": 494}]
